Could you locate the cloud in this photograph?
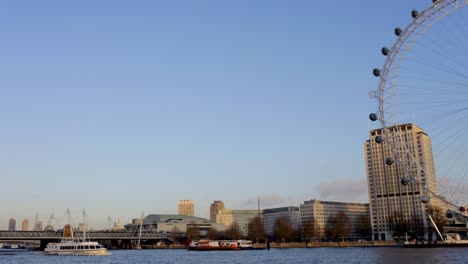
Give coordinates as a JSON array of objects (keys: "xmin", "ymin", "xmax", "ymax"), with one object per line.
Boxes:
[
  {"xmin": 244, "ymin": 194, "xmax": 290, "ymax": 208},
  {"xmin": 315, "ymin": 178, "xmax": 368, "ymax": 203}
]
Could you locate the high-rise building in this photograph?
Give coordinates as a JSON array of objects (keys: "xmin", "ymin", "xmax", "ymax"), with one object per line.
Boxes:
[
  {"xmin": 178, "ymin": 200, "xmax": 194, "ymax": 216},
  {"xmin": 365, "ymin": 124, "xmax": 439, "ymax": 241},
  {"xmin": 210, "ymin": 201, "xmax": 225, "ymax": 222},
  {"xmin": 34, "ymin": 220, "xmax": 44, "ymax": 231},
  {"xmin": 216, "ymin": 209, "xmax": 260, "ymax": 237},
  {"xmin": 300, "ymin": 199, "xmax": 370, "ymax": 240},
  {"xmin": 8, "ymin": 218, "xmax": 16, "ymax": 231},
  {"xmin": 22, "ymin": 219, "xmax": 29, "ymax": 231},
  {"xmin": 263, "ymin": 206, "xmax": 301, "ymax": 236}
]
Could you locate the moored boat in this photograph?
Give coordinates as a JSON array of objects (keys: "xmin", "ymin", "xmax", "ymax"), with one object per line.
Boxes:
[
  {"xmin": 188, "ymin": 239, "xmax": 264, "ymax": 251},
  {"xmin": 44, "ymin": 210, "xmax": 111, "ymax": 256}
]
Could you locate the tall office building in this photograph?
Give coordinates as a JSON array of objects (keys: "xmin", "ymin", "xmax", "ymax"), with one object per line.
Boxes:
[
  {"xmin": 8, "ymin": 218, "xmax": 16, "ymax": 231},
  {"xmin": 210, "ymin": 201, "xmax": 225, "ymax": 222},
  {"xmin": 178, "ymin": 200, "xmax": 195, "ymax": 216},
  {"xmin": 365, "ymin": 124, "xmax": 439, "ymax": 241},
  {"xmin": 22, "ymin": 219, "xmax": 29, "ymax": 231},
  {"xmin": 35, "ymin": 220, "xmax": 44, "ymax": 231}
]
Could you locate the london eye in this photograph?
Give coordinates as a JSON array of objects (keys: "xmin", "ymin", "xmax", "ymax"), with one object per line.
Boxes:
[{"xmin": 369, "ymin": 0, "xmax": 468, "ymax": 222}]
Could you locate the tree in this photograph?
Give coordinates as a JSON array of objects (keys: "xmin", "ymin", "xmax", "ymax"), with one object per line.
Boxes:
[
  {"xmin": 225, "ymin": 222, "xmax": 242, "ymax": 240},
  {"xmin": 170, "ymin": 225, "xmax": 182, "ymax": 242},
  {"xmin": 427, "ymin": 205, "xmax": 447, "ymax": 240},
  {"xmin": 206, "ymin": 227, "xmax": 219, "ymax": 240},
  {"xmin": 302, "ymin": 217, "xmax": 317, "ymax": 242},
  {"xmin": 247, "ymin": 216, "xmax": 265, "ymax": 243},
  {"xmin": 389, "ymin": 211, "xmax": 409, "ymax": 239},
  {"xmin": 355, "ymin": 215, "xmax": 371, "ymax": 239},
  {"xmin": 325, "ymin": 211, "xmax": 350, "ymax": 241},
  {"xmin": 186, "ymin": 224, "xmax": 200, "ymax": 240},
  {"xmin": 274, "ymin": 216, "xmax": 293, "ymax": 243}
]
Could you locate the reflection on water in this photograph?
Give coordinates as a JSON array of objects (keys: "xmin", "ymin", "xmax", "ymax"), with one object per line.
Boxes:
[{"xmin": 0, "ymin": 247, "xmax": 466, "ymax": 264}]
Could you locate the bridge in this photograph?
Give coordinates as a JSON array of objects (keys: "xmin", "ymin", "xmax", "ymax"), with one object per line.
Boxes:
[{"xmin": 0, "ymin": 230, "xmax": 176, "ymax": 249}]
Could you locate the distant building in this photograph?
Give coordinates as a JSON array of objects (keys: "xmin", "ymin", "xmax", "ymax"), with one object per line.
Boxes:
[
  {"xmin": 114, "ymin": 219, "xmax": 125, "ymax": 231},
  {"xmin": 365, "ymin": 124, "xmax": 439, "ymax": 241},
  {"xmin": 125, "ymin": 214, "xmax": 225, "ymax": 235},
  {"xmin": 263, "ymin": 206, "xmax": 301, "ymax": 237},
  {"xmin": 8, "ymin": 218, "xmax": 16, "ymax": 231},
  {"xmin": 21, "ymin": 219, "xmax": 29, "ymax": 231},
  {"xmin": 216, "ymin": 209, "xmax": 260, "ymax": 237},
  {"xmin": 210, "ymin": 201, "xmax": 225, "ymax": 222},
  {"xmin": 178, "ymin": 200, "xmax": 194, "ymax": 216},
  {"xmin": 34, "ymin": 220, "xmax": 43, "ymax": 231},
  {"xmin": 300, "ymin": 199, "xmax": 370, "ymax": 240}
]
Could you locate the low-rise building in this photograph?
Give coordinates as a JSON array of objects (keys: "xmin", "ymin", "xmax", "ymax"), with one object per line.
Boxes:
[
  {"xmin": 263, "ymin": 206, "xmax": 301, "ymax": 237},
  {"xmin": 125, "ymin": 214, "xmax": 225, "ymax": 236},
  {"xmin": 300, "ymin": 199, "xmax": 370, "ymax": 240},
  {"xmin": 216, "ymin": 209, "xmax": 261, "ymax": 237}
]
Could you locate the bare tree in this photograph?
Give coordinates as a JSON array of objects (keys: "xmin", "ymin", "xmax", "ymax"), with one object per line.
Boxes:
[
  {"xmin": 248, "ymin": 216, "xmax": 265, "ymax": 243},
  {"xmin": 169, "ymin": 225, "xmax": 182, "ymax": 242},
  {"xmin": 326, "ymin": 211, "xmax": 350, "ymax": 241},
  {"xmin": 355, "ymin": 215, "xmax": 371, "ymax": 239},
  {"xmin": 389, "ymin": 211, "xmax": 409, "ymax": 239},
  {"xmin": 186, "ymin": 224, "xmax": 200, "ymax": 240},
  {"xmin": 274, "ymin": 216, "xmax": 293, "ymax": 243},
  {"xmin": 206, "ymin": 227, "xmax": 219, "ymax": 240},
  {"xmin": 225, "ymin": 222, "xmax": 242, "ymax": 240},
  {"xmin": 302, "ymin": 217, "xmax": 317, "ymax": 242},
  {"xmin": 427, "ymin": 205, "xmax": 447, "ymax": 240}
]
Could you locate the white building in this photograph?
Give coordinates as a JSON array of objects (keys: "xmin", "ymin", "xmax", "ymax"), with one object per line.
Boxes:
[
  {"xmin": 263, "ymin": 206, "xmax": 301, "ymax": 237},
  {"xmin": 216, "ymin": 209, "xmax": 260, "ymax": 237},
  {"xmin": 300, "ymin": 199, "xmax": 370, "ymax": 240}
]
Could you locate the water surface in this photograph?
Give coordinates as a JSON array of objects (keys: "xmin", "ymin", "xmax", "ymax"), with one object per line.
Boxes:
[{"xmin": 1, "ymin": 247, "xmax": 467, "ymax": 264}]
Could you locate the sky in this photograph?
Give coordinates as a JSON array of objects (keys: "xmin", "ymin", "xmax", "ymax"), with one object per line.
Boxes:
[{"xmin": 0, "ymin": 0, "xmax": 435, "ymax": 229}]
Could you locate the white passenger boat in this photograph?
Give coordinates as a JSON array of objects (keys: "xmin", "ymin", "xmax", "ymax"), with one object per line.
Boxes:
[
  {"xmin": 44, "ymin": 210, "xmax": 110, "ymax": 256},
  {"xmin": 45, "ymin": 240, "xmax": 110, "ymax": 255}
]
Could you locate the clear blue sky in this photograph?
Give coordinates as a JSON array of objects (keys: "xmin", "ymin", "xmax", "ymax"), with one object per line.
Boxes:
[{"xmin": 0, "ymin": 0, "xmax": 432, "ymax": 229}]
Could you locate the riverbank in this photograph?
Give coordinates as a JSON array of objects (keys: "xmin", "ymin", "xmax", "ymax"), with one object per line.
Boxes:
[
  {"xmin": 133, "ymin": 241, "xmax": 400, "ymax": 250},
  {"xmin": 254, "ymin": 241, "xmax": 400, "ymax": 249}
]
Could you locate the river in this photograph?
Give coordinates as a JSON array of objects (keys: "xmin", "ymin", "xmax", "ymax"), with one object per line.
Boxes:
[{"xmin": 1, "ymin": 247, "xmax": 467, "ymax": 264}]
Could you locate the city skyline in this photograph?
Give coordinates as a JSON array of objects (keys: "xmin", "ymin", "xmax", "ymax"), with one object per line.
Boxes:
[{"xmin": 0, "ymin": 0, "xmax": 438, "ymax": 230}]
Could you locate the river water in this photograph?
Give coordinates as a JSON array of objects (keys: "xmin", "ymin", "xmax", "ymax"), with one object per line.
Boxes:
[{"xmin": 1, "ymin": 248, "xmax": 467, "ymax": 264}]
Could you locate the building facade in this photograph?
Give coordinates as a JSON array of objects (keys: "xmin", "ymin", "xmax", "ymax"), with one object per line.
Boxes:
[
  {"xmin": 125, "ymin": 214, "xmax": 226, "ymax": 235},
  {"xmin": 34, "ymin": 220, "xmax": 43, "ymax": 231},
  {"xmin": 300, "ymin": 199, "xmax": 370, "ymax": 240},
  {"xmin": 21, "ymin": 219, "xmax": 29, "ymax": 231},
  {"xmin": 8, "ymin": 218, "xmax": 16, "ymax": 231},
  {"xmin": 216, "ymin": 209, "xmax": 261, "ymax": 237},
  {"xmin": 210, "ymin": 201, "xmax": 225, "ymax": 222},
  {"xmin": 263, "ymin": 206, "xmax": 301, "ymax": 237},
  {"xmin": 178, "ymin": 200, "xmax": 194, "ymax": 216},
  {"xmin": 365, "ymin": 124, "xmax": 439, "ymax": 241}
]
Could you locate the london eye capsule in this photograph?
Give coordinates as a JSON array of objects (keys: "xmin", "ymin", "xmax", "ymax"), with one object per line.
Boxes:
[
  {"xmin": 375, "ymin": 135, "xmax": 383, "ymax": 144},
  {"xmin": 381, "ymin": 47, "xmax": 389, "ymax": 56},
  {"xmin": 400, "ymin": 176, "xmax": 409, "ymax": 186},
  {"xmin": 421, "ymin": 195, "xmax": 430, "ymax": 204},
  {"xmin": 394, "ymin": 27, "xmax": 402, "ymax": 36},
  {"xmin": 385, "ymin": 157, "xmax": 394, "ymax": 166},
  {"xmin": 369, "ymin": 113, "xmax": 378, "ymax": 121},
  {"xmin": 445, "ymin": 210, "xmax": 454, "ymax": 219},
  {"xmin": 411, "ymin": 10, "xmax": 419, "ymax": 19},
  {"xmin": 373, "ymin": 68, "xmax": 381, "ymax": 77}
]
